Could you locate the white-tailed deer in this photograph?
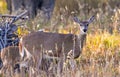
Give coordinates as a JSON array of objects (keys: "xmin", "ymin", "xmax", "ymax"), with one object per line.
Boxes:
[
  {"xmin": 0, "ymin": 46, "xmax": 29, "ymax": 76},
  {"xmin": 19, "ymin": 16, "xmax": 95, "ymax": 72},
  {"xmin": 1, "ymin": 46, "xmax": 20, "ymax": 67},
  {"xmin": 0, "ymin": 46, "xmax": 20, "ymax": 74}
]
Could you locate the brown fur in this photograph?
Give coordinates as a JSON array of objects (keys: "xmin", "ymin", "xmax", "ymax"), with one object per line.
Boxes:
[
  {"xmin": 1, "ymin": 46, "xmax": 20, "ymax": 68},
  {"xmin": 19, "ymin": 32, "xmax": 85, "ymax": 60},
  {"xmin": 19, "ymin": 31, "xmax": 86, "ymax": 72}
]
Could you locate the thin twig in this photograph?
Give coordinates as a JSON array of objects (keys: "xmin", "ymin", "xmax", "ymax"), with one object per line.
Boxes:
[{"xmin": 0, "ymin": 15, "xmax": 28, "ymax": 20}]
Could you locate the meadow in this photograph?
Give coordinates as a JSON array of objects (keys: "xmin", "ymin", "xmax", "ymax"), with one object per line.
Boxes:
[{"xmin": 0, "ymin": 0, "xmax": 120, "ymax": 77}]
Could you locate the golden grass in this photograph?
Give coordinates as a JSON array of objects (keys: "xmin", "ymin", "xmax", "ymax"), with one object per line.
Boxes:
[
  {"xmin": 0, "ymin": 0, "xmax": 7, "ymax": 14},
  {"xmin": 85, "ymin": 31, "xmax": 120, "ymax": 52}
]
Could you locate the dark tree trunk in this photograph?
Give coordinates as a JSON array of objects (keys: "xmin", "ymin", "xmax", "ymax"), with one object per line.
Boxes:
[{"xmin": 5, "ymin": 0, "xmax": 56, "ymax": 19}]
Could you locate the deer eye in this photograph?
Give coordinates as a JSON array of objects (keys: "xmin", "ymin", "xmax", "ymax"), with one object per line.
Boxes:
[
  {"xmin": 80, "ymin": 23, "xmax": 84, "ymax": 26},
  {"xmin": 85, "ymin": 23, "xmax": 89, "ymax": 26},
  {"xmin": 86, "ymin": 24, "xmax": 88, "ymax": 26}
]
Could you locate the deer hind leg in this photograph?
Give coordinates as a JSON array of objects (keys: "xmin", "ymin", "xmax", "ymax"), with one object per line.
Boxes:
[
  {"xmin": 17, "ymin": 44, "xmax": 33, "ymax": 73},
  {"xmin": 19, "ymin": 41, "xmax": 25, "ymax": 61},
  {"xmin": 19, "ymin": 38, "xmax": 32, "ymax": 61},
  {"xmin": 23, "ymin": 47, "xmax": 32, "ymax": 61}
]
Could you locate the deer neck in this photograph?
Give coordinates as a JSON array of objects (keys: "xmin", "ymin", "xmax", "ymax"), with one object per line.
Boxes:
[
  {"xmin": 71, "ymin": 33, "xmax": 86, "ymax": 59},
  {"xmin": 77, "ymin": 32, "xmax": 86, "ymax": 49}
]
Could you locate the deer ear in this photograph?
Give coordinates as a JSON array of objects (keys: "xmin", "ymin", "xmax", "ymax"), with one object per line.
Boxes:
[
  {"xmin": 88, "ymin": 15, "xmax": 95, "ymax": 24},
  {"xmin": 73, "ymin": 17, "xmax": 81, "ymax": 23}
]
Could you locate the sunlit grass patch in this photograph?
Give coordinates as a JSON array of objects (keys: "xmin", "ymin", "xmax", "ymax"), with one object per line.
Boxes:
[
  {"xmin": 0, "ymin": 0, "xmax": 7, "ymax": 14},
  {"xmin": 80, "ymin": 31, "xmax": 120, "ymax": 66},
  {"xmin": 85, "ymin": 31, "xmax": 120, "ymax": 52},
  {"xmin": 17, "ymin": 27, "xmax": 29, "ymax": 36}
]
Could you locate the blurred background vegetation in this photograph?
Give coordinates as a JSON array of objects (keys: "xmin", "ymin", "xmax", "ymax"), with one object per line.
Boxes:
[
  {"xmin": 53, "ymin": 0, "xmax": 120, "ymax": 33},
  {"xmin": 0, "ymin": 0, "xmax": 120, "ymax": 33},
  {"xmin": 0, "ymin": 0, "xmax": 120, "ymax": 76}
]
